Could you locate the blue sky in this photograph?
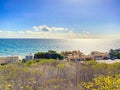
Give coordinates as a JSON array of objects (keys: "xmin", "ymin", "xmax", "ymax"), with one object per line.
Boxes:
[{"xmin": 0, "ymin": 0, "xmax": 120, "ymax": 38}]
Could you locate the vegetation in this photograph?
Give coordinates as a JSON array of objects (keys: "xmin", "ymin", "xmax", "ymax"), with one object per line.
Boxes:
[
  {"xmin": 34, "ymin": 50, "xmax": 64, "ymax": 60},
  {"xmin": 82, "ymin": 74, "xmax": 120, "ymax": 90},
  {"xmin": 0, "ymin": 60, "xmax": 120, "ymax": 90},
  {"xmin": 109, "ymin": 49, "xmax": 120, "ymax": 59}
]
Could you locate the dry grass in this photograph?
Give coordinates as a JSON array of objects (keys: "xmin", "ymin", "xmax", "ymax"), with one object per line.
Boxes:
[{"xmin": 0, "ymin": 60, "xmax": 120, "ymax": 90}]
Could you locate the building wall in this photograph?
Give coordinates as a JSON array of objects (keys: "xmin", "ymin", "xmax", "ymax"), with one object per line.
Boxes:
[
  {"xmin": 91, "ymin": 51, "xmax": 109, "ymax": 60},
  {"xmin": 0, "ymin": 56, "xmax": 19, "ymax": 64},
  {"xmin": 61, "ymin": 50, "xmax": 84, "ymax": 61},
  {"xmin": 24, "ymin": 55, "xmax": 34, "ymax": 61}
]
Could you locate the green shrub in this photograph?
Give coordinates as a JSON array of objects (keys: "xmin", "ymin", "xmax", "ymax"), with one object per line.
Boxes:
[
  {"xmin": 109, "ymin": 49, "xmax": 120, "ymax": 59},
  {"xmin": 39, "ymin": 59, "xmax": 57, "ymax": 65},
  {"xmin": 82, "ymin": 74, "xmax": 120, "ymax": 90},
  {"xmin": 24, "ymin": 60, "xmax": 36, "ymax": 66},
  {"xmin": 34, "ymin": 51, "xmax": 64, "ymax": 60},
  {"xmin": 56, "ymin": 63, "xmax": 65, "ymax": 69}
]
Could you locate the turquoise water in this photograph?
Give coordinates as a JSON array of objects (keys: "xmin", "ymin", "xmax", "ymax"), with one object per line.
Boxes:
[{"xmin": 0, "ymin": 38, "xmax": 120, "ymax": 57}]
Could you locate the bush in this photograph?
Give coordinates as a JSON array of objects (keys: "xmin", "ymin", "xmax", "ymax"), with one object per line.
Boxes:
[
  {"xmin": 0, "ymin": 60, "xmax": 120, "ymax": 90},
  {"xmin": 39, "ymin": 59, "xmax": 57, "ymax": 65},
  {"xmin": 56, "ymin": 63, "xmax": 65, "ymax": 69},
  {"xmin": 82, "ymin": 74, "xmax": 120, "ymax": 90},
  {"xmin": 109, "ymin": 49, "xmax": 120, "ymax": 59},
  {"xmin": 34, "ymin": 51, "xmax": 64, "ymax": 60},
  {"xmin": 24, "ymin": 60, "xmax": 36, "ymax": 66}
]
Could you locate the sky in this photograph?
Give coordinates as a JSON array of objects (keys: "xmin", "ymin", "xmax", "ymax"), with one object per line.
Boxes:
[{"xmin": 0, "ymin": 0, "xmax": 120, "ymax": 38}]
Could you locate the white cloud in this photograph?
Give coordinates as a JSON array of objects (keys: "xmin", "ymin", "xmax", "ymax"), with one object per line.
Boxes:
[
  {"xmin": 0, "ymin": 25, "xmax": 119, "ymax": 39},
  {"xmin": 25, "ymin": 30, "xmax": 33, "ymax": 34},
  {"xmin": 0, "ymin": 30, "xmax": 92, "ymax": 39},
  {"xmin": 33, "ymin": 25, "xmax": 68, "ymax": 32}
]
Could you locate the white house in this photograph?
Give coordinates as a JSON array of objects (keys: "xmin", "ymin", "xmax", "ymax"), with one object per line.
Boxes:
[{"xmin": 23, "ymin": 53, "xmax": 34, "ymax": 61}]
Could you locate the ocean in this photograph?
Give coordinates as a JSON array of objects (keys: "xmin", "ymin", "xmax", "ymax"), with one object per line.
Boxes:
[{"xmin": 0, "ymin": 38, "xmax": 120, "ymax": 57}]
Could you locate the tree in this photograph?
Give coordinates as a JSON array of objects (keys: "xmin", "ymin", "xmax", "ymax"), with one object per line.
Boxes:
[
  {"xmin": 34, "ymin": 51, "xmax": 64, "ymax": 60},
  {"xmin": 109, "ymin": 49, "xmax": 120, "ymax": 59}
]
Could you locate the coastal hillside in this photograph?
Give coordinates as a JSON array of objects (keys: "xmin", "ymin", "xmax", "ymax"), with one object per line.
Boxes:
[
  {"xmin": 1, "ymin": 0, "xmax": 120, "ymax": 89},
  {"xmin": 0, "ymin": 59, "xmax": 119, "ymax": 90}
]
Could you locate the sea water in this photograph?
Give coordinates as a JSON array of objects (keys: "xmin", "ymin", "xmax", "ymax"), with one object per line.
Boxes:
[{"xmin": 0, "ymin": 38, "xmax": 120, "ymax": 57}]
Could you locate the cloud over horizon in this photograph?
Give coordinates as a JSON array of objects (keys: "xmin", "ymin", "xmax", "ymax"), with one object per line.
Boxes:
[
  {"xmin": 0, "ymin": 25, "xmax": 92, "ymax": 39},
  {"xmin": 0, "ymin": 25, "xmax": 119, "ymax": 39},
  {"xmin": 33, "ymin": 25, "xmax": 68, "ymax": 32}
]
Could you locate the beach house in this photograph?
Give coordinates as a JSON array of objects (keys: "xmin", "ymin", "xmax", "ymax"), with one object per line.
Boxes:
[
  {"xmin": 83, "ymin": 55, "xmax": 94, "ymax": 61},
  {"xmin": 23, "ymin": 53, "xmax": 34, "ymax": 62},
  {"xmin": 61, "ymin": 50, "xmax": 85, "ymax": 61},
  {"xmin": 91, "ymin": 51, "xmax": 109, "ymax": 60},
  {"xmin": 0, "ymin": 56, "xmax": 19, "ymax": 65}
]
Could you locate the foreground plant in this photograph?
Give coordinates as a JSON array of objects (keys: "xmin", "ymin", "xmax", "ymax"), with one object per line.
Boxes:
[{"xmin": 82, "ymin": 74, "xmax": 120, "ymax": 90}]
